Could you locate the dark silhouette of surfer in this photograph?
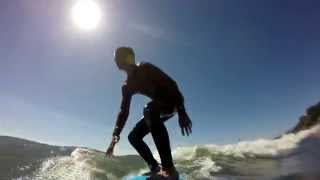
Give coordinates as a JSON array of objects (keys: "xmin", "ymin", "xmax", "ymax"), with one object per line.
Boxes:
[{"xmin": 106, "ymin": 47, "xmax": 192, "ymax": 179}]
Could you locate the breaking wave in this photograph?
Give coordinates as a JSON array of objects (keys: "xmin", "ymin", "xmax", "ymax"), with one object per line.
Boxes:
[{"xmin": 31, "ymin": 125, "xmax": 320, "ymax": 179}]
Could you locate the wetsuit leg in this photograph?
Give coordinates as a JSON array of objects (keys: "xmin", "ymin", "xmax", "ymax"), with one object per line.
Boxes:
[
  {"xmin": 128, "ymin": 118, "xmax": 159, "ymax": 171},
  {"xmin": 144, "ymin": 101, "xmax": 175, "ymax": 169}
]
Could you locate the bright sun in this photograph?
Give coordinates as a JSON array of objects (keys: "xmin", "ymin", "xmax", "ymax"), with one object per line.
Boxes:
[{"xmin": 71, "ymin": 0, "xmax": 102, "ymax": 31}]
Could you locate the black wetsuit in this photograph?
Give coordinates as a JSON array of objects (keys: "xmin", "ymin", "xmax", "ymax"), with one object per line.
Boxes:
[{"xmin": 115, "ymin": 62, "xmax": 185, "ymax": 171}]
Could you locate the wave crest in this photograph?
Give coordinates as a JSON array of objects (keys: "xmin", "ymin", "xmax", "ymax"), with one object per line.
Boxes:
[{"xmin": 33, "ymin": 125, "xmax": 320, "ymax": 179}]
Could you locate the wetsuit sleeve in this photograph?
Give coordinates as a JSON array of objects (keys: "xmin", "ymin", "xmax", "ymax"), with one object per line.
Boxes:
[
  {"xmin": 175, "ymin": 82, "xmax": 186, "ymax": 114},
  {"xmin": 113, "ymin": 84, "xmax": 132, "ymax": 136}
]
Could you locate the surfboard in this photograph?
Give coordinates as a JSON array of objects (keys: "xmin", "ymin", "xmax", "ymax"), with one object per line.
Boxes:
[{"xmin": 124, "ymin": 175, "xmax": 149, "ymax": 180}]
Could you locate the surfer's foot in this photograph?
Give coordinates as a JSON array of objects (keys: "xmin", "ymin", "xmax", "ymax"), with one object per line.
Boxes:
[
  {"xmin": 142, "ymin": 165, "xmax": 161, "ymax": 176},
  {"xmin": 149, "ymin": 167, "xmax": 179, "ymax": 180}
]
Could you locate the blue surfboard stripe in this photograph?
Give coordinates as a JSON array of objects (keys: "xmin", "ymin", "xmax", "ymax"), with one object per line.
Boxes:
[
  {"xmin": 124, "ymin": 175, "xmax": 148, "ymax": 180},
  {"xmin": 124, "ymin": 175, "xmax": 184, "ymax": 180}
]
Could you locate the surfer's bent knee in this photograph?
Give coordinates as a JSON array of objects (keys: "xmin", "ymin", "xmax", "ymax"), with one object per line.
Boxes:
[{"xmin": 143, "ymin": 103, "xmax": 152, "ymax": 128}]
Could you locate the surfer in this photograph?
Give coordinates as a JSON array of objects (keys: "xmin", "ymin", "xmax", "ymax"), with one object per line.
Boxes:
[{"xmin": 106, "ymin": 47, "xmax": 192, "ymax": 179}]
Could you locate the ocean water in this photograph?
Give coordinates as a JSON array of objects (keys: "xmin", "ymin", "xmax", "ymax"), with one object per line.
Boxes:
[{"xmin": 21, "ymin": 125, "xmax": 320, "ymax": 180}]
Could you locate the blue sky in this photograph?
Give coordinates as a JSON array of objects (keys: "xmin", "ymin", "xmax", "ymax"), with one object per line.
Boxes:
[{"xmin": 1, "ymin": 0, "xmax": 320, "ymax": 154}]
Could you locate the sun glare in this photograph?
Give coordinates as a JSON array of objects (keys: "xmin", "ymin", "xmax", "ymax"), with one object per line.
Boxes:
[{"xmin": 71, "ymin": 0, "xmax": 102, "ymax": 31}]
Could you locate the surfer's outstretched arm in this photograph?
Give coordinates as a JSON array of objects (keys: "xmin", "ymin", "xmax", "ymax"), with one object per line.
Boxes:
[
  {"xmin": 176, "ymin": 88, "xmax": 192, "ymax": 136},
  {"xmin": 113, "ymin": 84, "xmax": 132, "ymax": 137},
  {"xmin": 106, "ymin": 84, "xmax": 132, "ymax": 157}
]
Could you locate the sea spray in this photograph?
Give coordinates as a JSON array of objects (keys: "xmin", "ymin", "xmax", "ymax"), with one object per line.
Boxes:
[{"xmin": 34, "ymin": 148, "xmax": 144, "ymax": 179}]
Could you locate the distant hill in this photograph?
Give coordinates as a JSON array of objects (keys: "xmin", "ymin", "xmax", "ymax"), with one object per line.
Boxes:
[
  {"xmin": 0, "ymin": 136, "xmax": 76, "ymax": 179},
  {"xmin": 288, "ymin": 101, "xmax": 320, "ymax": 133}
]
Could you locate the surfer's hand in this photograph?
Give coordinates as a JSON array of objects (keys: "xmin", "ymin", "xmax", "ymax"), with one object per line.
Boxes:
[
  {"xmin": 105, "ymin": 135, "xmax": 119, "ymax": 158},
  {"xmin": 178, "ymin": 111, "xmax": 192, "ymax": 136},
  {"xmin": 106, "ymin": 142, "xmax": 115, "ymax": 158},
  {"xmin": 106, "ymin": 144, "xmax": 114, "ymax": 158}
]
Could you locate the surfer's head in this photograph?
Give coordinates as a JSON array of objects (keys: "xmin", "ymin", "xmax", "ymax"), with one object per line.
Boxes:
[{"xmin": 114, "ymin": 47, "xmax": 135, "ymax": 71}]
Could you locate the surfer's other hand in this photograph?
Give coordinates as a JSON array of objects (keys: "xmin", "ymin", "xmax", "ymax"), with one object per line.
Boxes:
[{"xmin": 178, "ymin": 111, "xmax": 192, "ymax": 136}]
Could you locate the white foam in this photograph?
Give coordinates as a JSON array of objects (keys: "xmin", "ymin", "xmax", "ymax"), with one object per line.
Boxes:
[
  {"xmin": 169, "ymin": 125, "xmax": 320, "ymax": 178},
  {"xmin": 173, "ymin": 125, "xmax": 320, "ymax": 160},
  {"xmin": 191, "ymin": 157, "xmax": 222, "ymax": 178},
  {"xmin": 34, "ymin": 148, "xmax": 118, "ymax": 180}
]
